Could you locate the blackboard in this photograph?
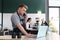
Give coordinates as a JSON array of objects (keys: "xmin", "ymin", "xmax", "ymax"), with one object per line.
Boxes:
[{"xmin": 0, "ymin": 0, "xmax": 45, "ymax": 13}]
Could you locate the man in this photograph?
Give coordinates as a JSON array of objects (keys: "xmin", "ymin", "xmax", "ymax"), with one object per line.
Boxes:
[{"xmin": 11, "ymin": 4, "xmax": 36, "ymax": 38}]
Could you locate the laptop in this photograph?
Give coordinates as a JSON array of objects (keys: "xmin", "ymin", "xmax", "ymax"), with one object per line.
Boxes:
[{"xmin": 36, "ymin": 26, "xmax": 48, "ymax": 40}]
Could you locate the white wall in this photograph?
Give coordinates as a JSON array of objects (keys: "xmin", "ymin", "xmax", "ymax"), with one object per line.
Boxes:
[
  {"xmin": 3, "ymin": 13, "xmax": 45, "ymax": 30},
  {"xmin": 3, "ymin": 13, "xmax": 13, "ymax": 30}
]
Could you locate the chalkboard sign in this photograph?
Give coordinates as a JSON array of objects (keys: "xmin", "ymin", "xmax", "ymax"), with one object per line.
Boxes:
[{"xmin": 0, "ymin": 0, "xmax": 45, "ymax": 13}]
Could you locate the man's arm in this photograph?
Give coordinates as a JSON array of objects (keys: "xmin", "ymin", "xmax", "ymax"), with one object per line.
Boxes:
[
  {"xmin": 16, "ymin": 22, "xmax": 28, "ymax": 36},
  {"xmin": 16, "ymin": 23, "xmax": 37, "ymax": 38}
]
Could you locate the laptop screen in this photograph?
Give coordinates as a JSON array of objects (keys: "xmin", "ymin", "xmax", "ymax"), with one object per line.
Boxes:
[{"xmin": 36, "ymin": 26, "xmax": 48, "ymax": 40}]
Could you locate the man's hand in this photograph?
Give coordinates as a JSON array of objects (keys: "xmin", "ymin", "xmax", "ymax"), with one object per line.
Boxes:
[{"xmin": 26, "ymin": 34, "xmax": 37, "ymax": 38}]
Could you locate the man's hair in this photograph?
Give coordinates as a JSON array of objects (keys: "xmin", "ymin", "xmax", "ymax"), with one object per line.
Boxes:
[{"xmin": 18, "ymin": 4, "xmax": 28, "ymax": 9}]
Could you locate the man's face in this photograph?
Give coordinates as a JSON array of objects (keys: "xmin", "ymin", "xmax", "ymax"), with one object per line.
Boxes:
[{"xmin": 18, "ymin": 7, "xmax": 27, "ymax": 15}]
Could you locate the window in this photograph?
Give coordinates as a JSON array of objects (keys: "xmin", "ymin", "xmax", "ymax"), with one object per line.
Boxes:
[
  {"xmin": 49, "ymin": 0, "xmax": 60, "ymax": 6},
  {"xmin": 48, "ymin": 0, "xmax": 60, "ymax": 33},
  {"xmin": 49, "ymin": 8, "xmax": 59, "ymax": 32}
]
